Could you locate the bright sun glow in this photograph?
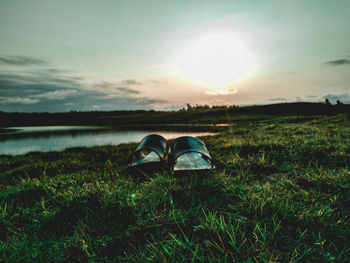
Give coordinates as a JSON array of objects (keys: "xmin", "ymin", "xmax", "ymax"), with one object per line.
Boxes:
[{"xmin": 175, "ymin": 32, "xmax": 254, "ymax": 86}]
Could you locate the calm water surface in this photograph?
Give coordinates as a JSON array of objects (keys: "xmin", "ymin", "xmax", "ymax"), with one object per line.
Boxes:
[
  {"xmin": 5, "ymin": 125, "xmax": 100, "ymax": 133},
  {"xmin": 0, "ymin": 126, "xmax": 215, "ymax": 155}
]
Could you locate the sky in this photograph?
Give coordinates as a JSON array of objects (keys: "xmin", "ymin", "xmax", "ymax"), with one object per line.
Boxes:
[{"xmin": 0, "ymin": 0, "xmax": 349, "ymax": 112}]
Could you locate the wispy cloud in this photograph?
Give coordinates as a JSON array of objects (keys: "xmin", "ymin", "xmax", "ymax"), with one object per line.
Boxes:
[
  {"xmin": 115, "ymin": 87, "xmax": 140, "ymax": 94},
  {"xmin": 149, "ymin": 79, "xmax": 168, "ymax": 85},
  {"xmin": 0, "ymin": 56, "xmax": 47, "ymax": 66},
  {"xmin": 269, "ymin": 97, "xmax": 287, "ymax": 101},
  {"xmin": 33, "ymin": 89, "xmax": 79, "ymax": 100},
  {"xmin": 121, "ymin": 79, "xmax": 143, "ymax": 85},
  {"xmin": 325, "ymin": 59, "xmax": 350, "ymax": 66},
  {"xmin": 205, "ymin": 87, "xmax": 237, "ymax": 96},
  {"xmin": 0, "ymin": 57, "xmax": 167, "ymax": 112},
  {"xmin": 0, "ymin": 71, "xmax": 82, "ymax": 97},
  {"xmin": 0, "ymin": 96, "xmax": 39, "ymax": 105},
  {"xmin": 94, "ymin": 82, "xmax": 141, "ymax": 95},
  {"xmin": 323, "ymin": 93, "xmax": 349, "ymax": 101}
]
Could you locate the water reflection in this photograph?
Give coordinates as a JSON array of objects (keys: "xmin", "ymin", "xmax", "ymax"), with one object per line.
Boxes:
[
  {"xmin": 0, "ymin": 127, "xmax": 215, "ymax": 155},
  {"xmin": 4, "ymin": 126, "xmax": 100, "ymax": 134}
]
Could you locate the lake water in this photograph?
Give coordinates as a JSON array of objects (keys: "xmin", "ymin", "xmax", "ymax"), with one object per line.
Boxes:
[{"xmin": 0, "ymin": 126, "xmax": 215, "ymax": 155}]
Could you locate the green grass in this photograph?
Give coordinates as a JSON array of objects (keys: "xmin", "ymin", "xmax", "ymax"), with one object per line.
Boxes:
[{"xmin": 0, "ymin": 114, "xmax": 349, "ymax": 262}]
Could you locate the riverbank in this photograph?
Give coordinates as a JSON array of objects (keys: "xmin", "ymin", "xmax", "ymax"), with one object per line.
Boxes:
[{"xmin": 1, "ymin": 114, "xmax": 349, "ymax": 262}]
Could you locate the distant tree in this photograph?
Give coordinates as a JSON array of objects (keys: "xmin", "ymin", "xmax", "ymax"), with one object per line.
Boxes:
[
  {"xmin": 212, "ymin": 105, "xmax": 228, "ymax": 109},
  {"xmin": 186, "ymin": 103, "xmax": 192, "ymax": 111},
  {"xmin": 325, "ymin": 99, "xmax": 331, "ymax": 105},
  {"xmin": 189, "ymin": 104, "xmax": 211, "ymax": 111},
  {"xmin": 336, "ymin": 99, "xmax": 343, "ymax": 106}
]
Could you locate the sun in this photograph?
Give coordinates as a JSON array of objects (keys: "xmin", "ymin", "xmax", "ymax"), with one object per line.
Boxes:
[{"xmin": 174, "ymin": 32, "xmax": 254, "ymax": 86}]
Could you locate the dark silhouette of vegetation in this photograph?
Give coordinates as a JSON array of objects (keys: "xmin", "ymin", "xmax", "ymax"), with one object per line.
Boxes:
[
  {"xmin": 1, "ymin": 102, "xmax": 349, "ymax": 127},
  {"xmin": 337, "ymin": 99, "xmax": 344, "ymax": 106}
]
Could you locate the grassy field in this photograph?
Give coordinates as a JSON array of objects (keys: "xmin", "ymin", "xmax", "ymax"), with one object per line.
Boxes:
[{"xmin": 0, "ymin": 113, "xmax": 349, "ymax": 262}]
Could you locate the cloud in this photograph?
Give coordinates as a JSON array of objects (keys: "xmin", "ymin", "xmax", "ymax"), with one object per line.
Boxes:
[
  {"xmin": 0, "ymin": 71, "xmax": 82, "ymax": 98},
  {"xmin": 0, "ymin": 66, "xmax": 83, "ymax": 111},
  {"xmin": 115, "ymin": 87, "xmax": 140, "ymax": 94},
  {"xmin": 72, "ymin": 92, "xmax": 167, "ymax": 112},
  {"xmin": 0, "ymin": 55, "xmax": 170, "ymax": 112},
  {"xmin": 0, "ymin": 96, "xmax": 39, "ymax": 105},
  {"xmin": 0, "ymin": 56, "xmax": 47, "ymax": 66},
  {"xmin": 149, "ymin": 79, "xmax": 168, "ymax": 85},
  {"xmin": 325, "ymin": 59, "xmax": 350, "ymax": 66},
  {"xmin": 134, "ymin": 97, "xmax": 166, "ymax": 105},
  {"xmin": 33, "ymin": 89, "xmax": 79, "ymax": 100},
  {"xmin": 0, "ymin": 61, "xmax": 167, "ymax": 111},
  {"xmin": 205, "ymin": 87, "xmax": 237, "ymax": 95},
  {"xmin": 94, "ymin": 82, "xmax": 140, "ymax": 95},
  {"xmin": 0, "ymin": 70, "xmax": 81, "ymax": 87},
  {"xmin": 323, "ymin": 93, "xmax": 349, "ymax": 101},
  {"xmin": 269, "ymin": 97, "xmax": 287, "ymax": 101},
  {"xmin": 121, "ymin": 79, "xmax": 143, "ymax": 85}
]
